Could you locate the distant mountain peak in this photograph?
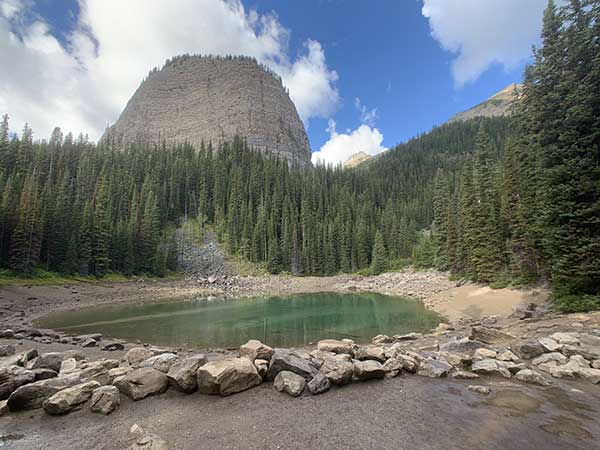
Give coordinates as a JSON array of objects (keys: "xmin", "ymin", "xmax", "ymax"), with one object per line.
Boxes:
[
  {"xmin": 343, "ymin": 151, "xmax": 372, "ymax": 169},
  {"xmin": 448, "ymin": 83, "xmax": 522, "ymax": 123}
]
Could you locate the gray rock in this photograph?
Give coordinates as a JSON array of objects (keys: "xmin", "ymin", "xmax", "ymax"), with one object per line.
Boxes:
[
  {"xmin": 43, "ymin": 381, "xmax": 100, "ymax": 415},
  {"xmin": 239, "ymin": 340, "xmax": 274, "ymax": 361},
  {"xmin": 197, "ymin": 358, "xmax": 261, "ymax": 396},
  {"xmin": 320, "ymin": 357, "xmax": 354, "ymax": 386},
  {"xmin": 372, "ymin": 334, "xmax": 393, "ymax": 345},
  {"xmin": 126, "ymin": 347, "xmax": 155, "ymax": 367},
  {"xmin": 578, "ymin": 368, "xmax": 600, "ymax": 384},
  {"xmin": 396, "ymin": 354, "xmax": 419, "ymax": 373},
  {"xmin": 470, "ymin": 326, "xmax": 516, "ymax": 345},
  {"xmin": 0, "ymin": 329, "xmax": 14, "ymax": 338},
  {"xmin": 317, "ymin": 339, "xmax": 354, "ymax": 356},
  {"xmin": 453, "ymin": 370, "xmax": 479, "ymax": 380},
  {"xmin": 113, "ymin": 368, "xmax": 169, "ymax": 401},
  {"xmin": 532, "ymin": 352, "xmax": 568, "ymax": 366},
  {"xmin": 142, "ymin": 353, "xmax": 180, "ymax": 373},
  {"xmin": 0, "ymin": 344, "xmax": 16, "ymax": 357},
  {"xmin": 0, "ymin": 367, "xmax": 36, "ymax": 400},
  {"xmin": 81, "ymin": 338, "xmax": 97, "ymax": 348},
  {"xmin": 0, "ymin": 399, "xmax": 7, "ymax": 415},
  {"xmin": 382, "ymin": 357, "xmax": 403, "ymax": 377},
  {"xmin": 468, "ymin": 385, "xmax": 491, "ymax": 395},
  {"xmin": 393, "ymin": 333, "xmax": 423, "ymax": 341},
  {"xmin": 254, "ymin": 359, "xmax": 269, "ymax": 378},
  {"xmin": 103, "ymin": 56, "xmax": 312, "ymax": 167},
  {"xmin": 515, "ymin": 340, "xmax": 547, "ymax": 360},
  {"xmin": 32, "ymin": 368, "xmax": 57, "ymax": 381},
  {"xmin": 440, "ymin": 338, "xmax": 486, "ymax": 354},
  {"xmin": 539, "ymin": 337, "xmax": 561, "ymax": 352},
  {"xmin": 551, "ymin": 332, "xmax": 580, "ymax": 345},
  {"xmin": 167, "ymin": 355, "xmax": 207, "ymax": 393},
  {"xmin": 307, "ymin": 373, "xmax": 330, "ymax": 395},
  {"xmin": 266, "ymin": 348, "xmax": 318, "ymax": 381},
  {"xmin": 74, "ymin": 333, "xmax": 103, "ymax": 342},
  {"xmin": 471, "ymin": 359, "xmax": 513, "ymax": 378},
  {"xmin": 101, "ymin": 341, "xmax": 125, "ymax": 351},
  {"xmin": 354, "ymin": 360, "xmax": 385, "ymax": 380},
  {"xmin": 274, "ymin": 371, "xmax": 306, "ymax": 397},
  {"xmin": 16, "ymin": 348, "xmax": 38, "ymax": 366},
  {"xmin": 514, "ymin": 369, "xmax": 552, "ymax": 386},
  {"xmin": 60, "ymin": 358, "xmax": 78, "ymax": 373},
  {"xmin": 127, "ymin": 432, "xmax": 169, "ymax": 450},
  {"xmin": 90, "ymin": 385, "xmax": 120, "ymax": 415},
  {"xmin": 417, "ymin": 359, "xmax": 452, "ymax": 378},
  {"xmin": 26, "ymin": 352, "xmax": 65, "ymax": 372},
  {"xmin": 354, "ymin": 346, "xmax": 386, "ymax": 363},
  {"xmin": 7, "ymin": 373, "xmax": 81, "ymax": 411}
]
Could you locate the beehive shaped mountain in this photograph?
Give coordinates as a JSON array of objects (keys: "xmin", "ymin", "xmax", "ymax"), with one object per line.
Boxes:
[{"xmin": 102, "ymin": 55, "xmax": 312, "ymax": 166}]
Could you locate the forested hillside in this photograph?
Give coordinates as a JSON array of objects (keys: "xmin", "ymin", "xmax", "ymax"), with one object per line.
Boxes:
[{"xmin": 0, "ymin": 0, "xmax": 597, "ymax": 312}]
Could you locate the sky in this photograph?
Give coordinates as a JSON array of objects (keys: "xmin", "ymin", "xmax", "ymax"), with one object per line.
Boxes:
[{"xmin": 0, "ymin": 0, "xmax": 551, "ymax": 165}]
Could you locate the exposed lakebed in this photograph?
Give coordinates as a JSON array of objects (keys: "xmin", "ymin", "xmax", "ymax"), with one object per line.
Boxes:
[{"xmin": 36, "ymin": 292, "xmax": 442, "ymax": 349}]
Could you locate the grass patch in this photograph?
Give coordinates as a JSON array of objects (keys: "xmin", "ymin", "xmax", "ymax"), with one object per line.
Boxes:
[
  {"xmin": 0, "ymin": 268, "xmax": 180, "ymax": 287},
  {"xmin": 552, "ymin": 293, "xmax": 600, "ymax": 313}
]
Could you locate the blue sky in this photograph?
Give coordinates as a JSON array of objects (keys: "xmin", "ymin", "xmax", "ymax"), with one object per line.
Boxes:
[{"xmin": 1, "ymin": 0, "xmax": 549, "ymax": 164}]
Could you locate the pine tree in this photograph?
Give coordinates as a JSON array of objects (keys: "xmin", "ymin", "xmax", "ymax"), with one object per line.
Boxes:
[
  {"xmin": 9, "ymin": 175, "xmax": 41, "ymax": 273},
  {"xmin": 370, "ymin": 231, "xmax": 386, "ymax": 275}
]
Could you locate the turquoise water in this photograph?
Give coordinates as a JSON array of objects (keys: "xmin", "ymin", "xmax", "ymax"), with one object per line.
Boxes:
[{"xmin": 37, "ymin": 292, "xmax": 442, "ymax": 349}]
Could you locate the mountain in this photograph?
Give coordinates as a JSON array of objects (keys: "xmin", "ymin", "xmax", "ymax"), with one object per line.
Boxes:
[
  {"xmin": 448, "ymin": 83, "xmax": 521, "ymax": 123},
  {"xmin": 102, "ymin": 55, "xmax": 312, "ymax": 167},
  {"xmin": 343, "ymin": 151, "xmax": 372, "ymax": 168}
]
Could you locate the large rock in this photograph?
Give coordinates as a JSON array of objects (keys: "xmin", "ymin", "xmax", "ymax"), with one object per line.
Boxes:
[
  {"xmin": 539, "ymin": 338, "xmax": 562, "ymax": 352},
  {"xmin": 417, "ymin": 359, "xmax": 452, "ymax": 378},
  {"xmin": 167, "ymin": 355, "xmax": 207, "ymax": 393},
  {"xmin": 532, "ymin": 352, "xmax": 568, "ymax": 366},
  {"xmin": 26, "ymin": 353, "xmax": 65, "ymax": 372},
  {"xmin": 551, "ymin": 332, "xmax": 580, "ymax": 345},
  {"xmin": 126, "ymin": 348, "xmax": 155, "ymax": 367},
  {"xmin": 102, "ymin": 55, "xmax": 312, "ymax": 167},
  {"xmin": 43, "ymin": 381, "xmax": 100, "ymax": 415},
  {"xmin": 515, "ymin": 340, "xmax": 547, "ymax": 360},
  {"xmin": 197, "ymin": 358, "xmax": 261, "ymax": 396},
  {"xmin": 274, "ymin": 371, "xmax": 306, "ymax": 397},
  {"xmin": 266, "ymin": 349, "xmax": 318, "ymax": 381},
  {"xmin": 7, "ymin": 373, "xmax": 81, "ymax": 411},
  {"xmin": 114, "ymin": 368, "xmax": 169, "ymax": 401},
  {"xmin": 320, "ymin": 357, "xmax": 354, "ymax": 386},
  {"xmin": 0, "ymin": 344, "xmax": 15, "ymax": 357},
  {"xmin": 239, "ymin": 340, "xmax": 274, "ymax": 362},
  {"xmin": 0, "ymin": 366, "xmax": 36, "ymax": 400},
  {"xmin": 90, "ymin": 385, "xmax": 120, "ymax": 415},
  {"xmin": 354, "ymin": 360, "xmax": 385, "ymax": 380},
  {"xmin": 470, "ymin": 327, "xmax": 516, "ymax": 345},
  {"xmin": 354, "ymin": 346, "xmax": 386, "ymax": 363},
  {"xmin": 317, "ymin": 339, "xmax": 354, "ymax": 356},
  {"xmin": 142, "ymin": 353, "xmax": 180, "ymax": 373},
  {"xmin": 382, "ymin": 358, "xmax": 403, "ymax": 377},
  {"xmin": 514, "ymin": 369, "xmax": 552, "ymax": 386},
  {"xmin": 307, "ymin": 373, "xmax": 330, "ymax": 395},
  {"xmin": 471, "ymin": 359, "xmax": 513, "ymax": 378}
]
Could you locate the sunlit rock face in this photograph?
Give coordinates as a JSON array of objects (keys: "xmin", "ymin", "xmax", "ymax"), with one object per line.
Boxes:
[{"xmin": 103, "ymin": 55, "xmax": 312, "ymax": 167}]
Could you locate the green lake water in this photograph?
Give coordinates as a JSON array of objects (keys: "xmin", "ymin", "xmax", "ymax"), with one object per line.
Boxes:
[{"xmin": 37, "ymin": 292, "xmax": 442, "ymax": 349}]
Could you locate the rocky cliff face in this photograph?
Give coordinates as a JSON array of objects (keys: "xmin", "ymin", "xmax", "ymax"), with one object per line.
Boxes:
[
  {"xmin": 448, "ymin": 83, "xmax": 522, "ymax": 123},
  {"xmin": 102, "ymin": 55, "xmax": 312, "ymax": 167}
]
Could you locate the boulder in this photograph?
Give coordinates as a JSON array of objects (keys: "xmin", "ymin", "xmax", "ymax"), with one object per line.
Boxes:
[
  {"xmin": 0, "ymin": 344, "xmax": 16, "ymax": 357},
  {"xmin": 43, "ymin": 381, "xmax": 100, "ymax": 415},
  {"xmin": 81, "ymin": 339, "xmax": 97, "ymax": 348},
  {"xmin": 436, "ymin": 351, "xmax": 471, "ymax": 368},
  {"xmin": 108, "ymin": 367, "xmax": 132, "ymax": 381},
  {"xmin": 197, "ymin": 358, "xmax": 261, "ymax": 396},
  {"xmin": 592, "ymin": 360, "xmax": 600, "ymax": 370},
  {"xmin": 166, "ymin": 355, "xmax": 207, "ymax": 393},
  {"xmin": 393, "ymin": 333, "xmax": 423, "ymax": 341},
  {"xmin": 320, "ymin": 357, "xmax": 354, "ymax": 386},
  {"xmin": 101, "ymin": 341, "xmax": 125, "ymax": 351},
  {"xmin": 32, "ymin": 368, "xmax": 57, "ymax": 381},
  {"xmin": 417, "ymin": 359, "xmax": 452, "ymax": 378},
  {"xmin": 440, "ymin": 338, "xmax": 486, "ymax": 354},
  {"xmin": 307, "ymin": 373, "xmax": 330, "ymax": 395},
  {"xmin": 239, "ymin": 340, "xmax": 274, "ymax": 361},
  {"xmin": 0, "ymin": 399, "xmax": 7, "ymax": 415},
  {"xmin": 126, "ymin": 348, "xmax": 155, "ymax": 367},
  {"xmin": 497, "ymin": 350, "xmax": 519, "ymax": 362},
  {"xmin": 354, "ymin": 346, "xmax": 386, "ymax": 363},
  {"xmin": 16, "ymin": 349, "xmax": 38, "ymax": 366},
  {"xmin": 114, "ymin": 368, "xmax": 169, "ymax": 401},
  {"xmin": 90, "ymin": 385, "xmax": 120, "ymax": 415},
  {"xmin": 0, "ymin": 367, "xmax": 36, "ymax": 400},
  {"xmin": 539, "ymin": 337, "xmax": 561, "ymax": 352},
  {"xmin": 532, "ymin": 352, "xmax": 568, "ymax": 366},
  {"xmin": 26, "ymin": 352, "xmax": 65, "ymax": 372},
  {"xmin": 514, "ymin": 369, "xmax": 552, "ymax": 386},
  {"xmin": 396, "ymin": 354, "xmax": 419, "ymax": 373},
  {"xmin": 354, "ymin": 360, "xmax": 385, "ymax": 380},
  {"xmin": 468, "ymin": 385, "xmax": 491, "ymax": 395},
  {"xmin": 266, "ymin": 349, "xmax": 318, "ymax": 381},
  {"xmin": 471, "ymin": 359, "xmax": 513, "ymax": 378},
  {"xmin": 317, "ymin": 339, "xmax": 354, "ymax": 356},
  {"xmin": 74, "ymin": 333, "xmax": 103, "ymax": 342},
  {"xmin": 7, "ymin": 374, "xmax": 81, "ymax": 411},
  {"xmin": 515, "ymin": 340, "xmax": 547, "ymax": 360},
  {"xmin": 578, "ymin": 368, "xmax": 600, "ymax": 384},
  {"xmin": 142, "ymin": 353, "xmax": 180, "ymax": 373},
  {"xmin": 60, "ymin": 358, "xmax": 79, "ymax": 373},
  {"xmin": 382, "ymin": 357, "xmax": 403, "ymax": 377},
  {"xmin": 274, "ymin": 371, "xmax": 306, "ymax": 397},
  {"xmin": 551, "ymin": 332, "xmax": 580, "ymax": 346},
  {"xmin": 254, "ymin": 359, "xmax": 269, "ymax": 378},
  {"xmin": 512, "ymin": 303, "xmax": 536, "ymax": 319},
  {"xmin": 470, "ymin": 326, "xmax": 516, "ymax": 345}
]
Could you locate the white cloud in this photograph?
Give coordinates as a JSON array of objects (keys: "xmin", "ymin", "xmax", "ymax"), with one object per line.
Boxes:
[
  {"xmin": 354, "ymin": 97, "xmax": 377, "ymax": 127},
  {"xmin": 0, "ymin": 0, "xmax": 339, "ymax": 140},
  {"xmin": 421, "ymin": 0, "xmax": 549, "ymax": 86},
  {"xmin": 311, "ymin": 119, "xmax": 386, "ymax": 166}
]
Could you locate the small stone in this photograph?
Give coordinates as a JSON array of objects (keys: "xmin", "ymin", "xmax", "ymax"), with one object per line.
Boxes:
[
  {"xmin": 453, "ymin": 370, "xmax": 479, "ymax": 380},
  {"xmin": 126, "ymin": 348, "xmax": 155, "ymax": 367},
  {"xmin": 592, "ymin": 360, "xmax": 600, "ymax": 370},
  {"xmin": 393, "ymin": 333, "xmax": 423, "ymax": 341},
  {"xmin": 468, "ymin": 385, "xmax": 491, "ymax": 395},
  {"xmin": 417, "ymin": 359, "xmax": 452, "ymax": 378},
  {"xmin": 81, "ymin": 338, "xmax": 97, "ymax": 348},
  {"xmin": 254, "ymin": 359, "xmax": 268, "ymax": 378},
  {"xmin": 539, "ymin": 338, "xmax": 561, "ymax": 352},
  {"xmin": 474, "ymin": 348, "xmax": 498, "ymax": 360},
  {"xmin": 0, "ymin": 344, "xmax": 16, "ymax": 357},
  {"xmin": 471, "ymin": 359, "xmax": 512, "ymax": 378},
  {"xmin": 60, "ymin": 358, "xmax": 78, "ymax": 373},
  {"xmin": 274, "ymin": 370, "xmax": 306, "ymax": 397},
  {"xmin": 497, "ymin": 350, "xmax": 519, "ymax": 362},
  {"xmin": 307, "ymin": 373, "xmax": 330, "ymax": 395},
  {"xmin": 372, "ymin": 334, "xmax": 393, "ymax": 345},
  {"xmin": 0, "ymin": 399, "xmax": 7, "ymax": 416},
  {"xmin": 101, "ymin": 341, "xmax": 125, "ymax": 351},
  {"xmin": 90, "ymin": 385, "xmax": 120, "ymax": 415}
]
